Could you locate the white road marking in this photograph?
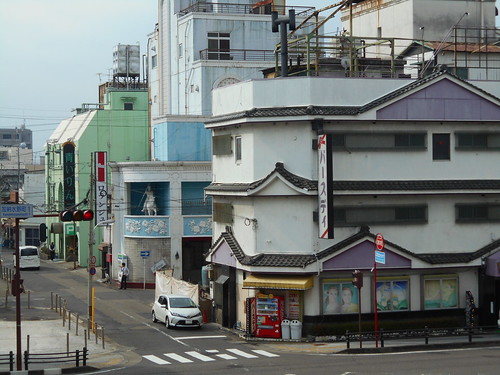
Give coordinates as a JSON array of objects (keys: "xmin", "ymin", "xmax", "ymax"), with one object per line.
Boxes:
[
  {"xmin": 251, "ymin": 349, "xmax": 279, "ymax": 357},
  {"xmin": 185, "ymin": 351, "xmax": 216, "ymax": 361},
  {"xmin": 164, "ymin": 353, "xmax": 193, "ymax": 363},
  {"xmin": 216, "ymin": 353, "xmax": 238, "ymax": 360},
  {"xmin": 226, "ymin": 348, "xmax": 258, "ymax": 358},
  {"xmin": 176, "ymin": 335, "xmax": 227, "ymax": 340},
  {"xmin": 142, "ymin": 355, "xmax": 170, "ymax": 365},
  {"xmin": 121, "ymin": 311, "xmax": 191, "ymax": 348}
]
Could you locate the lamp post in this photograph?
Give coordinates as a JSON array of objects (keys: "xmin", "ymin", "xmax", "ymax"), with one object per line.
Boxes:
[{"xmin": 14, "ymin": 142, "xmax": 26, "ymax": 370}]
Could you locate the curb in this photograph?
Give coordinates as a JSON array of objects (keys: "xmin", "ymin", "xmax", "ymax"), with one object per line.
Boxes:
[
  {"xmin": 0, "ymin": 366, "xmax": 98, "ymax": 375},
  {"xmin": 337, "ymin": 340, "xmax": 500, "ymax": 354}
]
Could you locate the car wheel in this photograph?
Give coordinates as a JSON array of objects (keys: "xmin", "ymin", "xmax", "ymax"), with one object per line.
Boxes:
[
  {"xmin": 152, "ymin": 311, "xmax": 157, "ymax": 323},
  {"xmin": 165, "ymin": 317, "xmax": 171, "ymax": 329}
]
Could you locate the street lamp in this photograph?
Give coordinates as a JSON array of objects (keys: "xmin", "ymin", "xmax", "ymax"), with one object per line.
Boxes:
[{"xmin": 14, "ymin": 141, "xmax": 26, "ymax": 370}]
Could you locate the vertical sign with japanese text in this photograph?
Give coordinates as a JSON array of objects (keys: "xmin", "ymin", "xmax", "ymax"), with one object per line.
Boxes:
[
  {"xmin": 318, "ymin": 134, "xmax": 334, "ymax": 239},
  {"xmin": 63, "ymin": 142, "xmax": 76, "ymax": 209},
  {"xmin": 94, "ymin": 151, "xmax": 109, "ymax": 225}
]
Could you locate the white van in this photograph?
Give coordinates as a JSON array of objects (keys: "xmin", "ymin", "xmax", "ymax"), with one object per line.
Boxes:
[{"xmin": 13, "ymin": 246, "xmax": 41, "ymax": 270}]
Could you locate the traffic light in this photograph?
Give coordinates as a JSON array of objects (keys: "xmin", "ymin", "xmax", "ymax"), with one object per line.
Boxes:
[
  {"xmin": 39, "ymin": 223, "xmax": 47, "ymax": 242},
  {"xmin": 59, "ymin": 209, "xmax": 94, "ymax": 222},
  {"xmin": 352, "ymin": 270, "xmax": 363, "ymax": 289}
]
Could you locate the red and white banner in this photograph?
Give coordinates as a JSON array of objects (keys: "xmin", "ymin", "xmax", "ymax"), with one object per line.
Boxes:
[
  {"xmin": 94, "ymin": 151, "xmax": 108, "ymax": 225},
  {"xmin": 318, "ymin": 134, "xmax": 333, "ymax": 239}
]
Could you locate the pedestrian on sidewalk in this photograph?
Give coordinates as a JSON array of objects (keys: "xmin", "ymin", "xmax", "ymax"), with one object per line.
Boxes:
[
  {"xmin": 49, "ymin": 242, "xmax": 56, "ymax": 261},
  {"xmin": 119, "ymin": 262, "xmax": 129, "ymax": 289}
]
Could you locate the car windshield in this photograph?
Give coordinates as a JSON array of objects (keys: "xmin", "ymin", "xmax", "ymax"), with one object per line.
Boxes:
[
  {"xmin": 21, "ymin": 248, "xmax": 38, "ymax": 256},
  {"xmin": 169, "ymin": 297, "xmax": 196, "ymax": 308}
]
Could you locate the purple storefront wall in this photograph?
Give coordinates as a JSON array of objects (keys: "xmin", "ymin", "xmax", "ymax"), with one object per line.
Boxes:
[{"xmin": 322, "ymin": 240, "xmax": 411, "ymax": 271}]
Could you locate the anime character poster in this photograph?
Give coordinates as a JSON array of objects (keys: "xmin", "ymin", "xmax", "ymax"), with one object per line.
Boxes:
[{"xmin": 376, "ymin": 280, "xmax": 408, "ymax": 311}]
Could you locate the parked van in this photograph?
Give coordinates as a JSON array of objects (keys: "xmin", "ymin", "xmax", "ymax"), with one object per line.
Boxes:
[{"xmin": 13, "ymin": 246, "xmax": 40, "ymax": 270}]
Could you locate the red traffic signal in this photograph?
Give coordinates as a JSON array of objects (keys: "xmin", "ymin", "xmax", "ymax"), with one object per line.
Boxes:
[{"xmin": 59, "ymin": 210, "xmax": 94, "ymax": 222}]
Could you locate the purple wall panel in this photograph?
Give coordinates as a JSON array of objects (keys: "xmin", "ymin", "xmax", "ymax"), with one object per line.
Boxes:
[
  {"xmin": 485, "ymin": 251, "xmax": 500, "ymax": 277},
  {"xmin": 377, "ymin": 78, "xmax": 500, "ymax": 120},
  {"xmin": 322, "ymin": 240, "xmax": 411, "ymax": 270},
  {"xmin": 212, "ymin": 241, "xmax": 237, "ymax": 267}
]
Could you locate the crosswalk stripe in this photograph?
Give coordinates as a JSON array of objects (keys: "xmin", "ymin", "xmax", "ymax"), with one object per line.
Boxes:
[
  {"xmin": 143, "ymin": 355, "xmax": 170, "ymax": 364},
  {"xmin": 185, "ymin": 351, "xmax": 215, "ymax": 361},
  {"xmin": 164, "ymin": 353, "xmax": 193, "ymax": 363},
  {"xmin": 226, "ymin": 348, "xmax": 258, "ymax": 358},
  {"xmin": 251, "ymin": 350, "xmax": 280, "ymax": 357},
  {"xmin": 216, "ymin": 353, "xmax": 238, "ymax": 360}
]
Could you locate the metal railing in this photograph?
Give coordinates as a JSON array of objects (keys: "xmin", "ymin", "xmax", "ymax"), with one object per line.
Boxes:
[
  {"xmin": 0, "ymin": 352, "xmax": 14, "ymax": 371},
  {"xmin": 199, "ymin": 48, "xmax": 275, "ymax": 62},
  {"xmin": 275, "ymin": 28, "xmax": 500, "ymax": 79},
  {"xmin": 24, "ymin": 348, "xmax": 87, "ymax": 370},
  {"xmin": 179, "ymin": 2, "xmax": 314, "ymax": 17},
  {"xmin": 345, "ymin": 325, "xmax": 500, "ymax": 349}
]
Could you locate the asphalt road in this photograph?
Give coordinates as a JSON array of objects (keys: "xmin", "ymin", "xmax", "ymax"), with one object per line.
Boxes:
[{"xmin": 1, "ymin": 249, "xmax": 500, "ymax": 375}]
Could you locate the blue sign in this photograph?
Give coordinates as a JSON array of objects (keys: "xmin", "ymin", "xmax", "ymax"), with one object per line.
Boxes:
[
  {"xmin": 375, "ymin": 251, "xmax": 386, "ymax": 265},
  {"xmin": 0, "ymin": 204, "xmax": 33, "ymax": 218},
  {"xmin": 140, "ymin": 250, "xmax": 150, "ymax": 258}
]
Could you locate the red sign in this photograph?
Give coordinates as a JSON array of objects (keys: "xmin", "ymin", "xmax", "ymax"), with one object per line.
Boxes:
[{"xmin": 375, "ymin": 233, "xmax": 384, "ymax": 250}]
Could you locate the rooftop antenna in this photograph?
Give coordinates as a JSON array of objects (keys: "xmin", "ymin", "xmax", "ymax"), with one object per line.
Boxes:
[{"xmin": 420, "ymin": 12, "xmax": 469, "ymax": 77}]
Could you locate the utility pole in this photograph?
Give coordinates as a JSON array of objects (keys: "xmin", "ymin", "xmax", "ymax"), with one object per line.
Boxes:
[{"xmin": 88, "ymin": 153, "xmax": 95, "ymax": 320}]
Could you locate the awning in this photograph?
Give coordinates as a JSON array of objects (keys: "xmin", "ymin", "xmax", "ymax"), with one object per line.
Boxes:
[
  {"xmin": 97, "ymin": 242, "xmax": 111, "ymax": 251},
  {"xmin": 243, "ymin": 274, "xmax": 314, "ymax": 290}
]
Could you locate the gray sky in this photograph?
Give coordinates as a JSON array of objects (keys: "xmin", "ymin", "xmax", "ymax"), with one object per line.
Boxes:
[{"xmin": 0, "ymin": 1, "xmax": 497, "ymax": 158}]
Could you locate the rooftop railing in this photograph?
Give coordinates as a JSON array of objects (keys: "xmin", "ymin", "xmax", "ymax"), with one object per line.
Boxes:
[
  {"xmin": 199, "ymin": 48, "xmax": 275, "ymax": 62},
  {"xmin": 178, "ymin": 1, "xmax": 315, "ymax": 17}
]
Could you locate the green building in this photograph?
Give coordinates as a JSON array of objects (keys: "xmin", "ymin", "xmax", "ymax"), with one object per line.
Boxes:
[{"xmin": 44, "ymin": 84, "xmax": 149, "ymax": 267}]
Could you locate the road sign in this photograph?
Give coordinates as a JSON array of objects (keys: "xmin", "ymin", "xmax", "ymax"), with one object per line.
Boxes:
[
  {"xmin": 65, "ymin": 223, "xmax": 76, "ymax": 235},
  {"xmin": 375, "ymin": 233, "xmax": 384, "ymax": 250},
  {"xmin": 89, "ymin": 267, "xmax": 96, "ymax": 276},
  {"xmin": 0, "ymin": 204, "xmax": 33, "ymax": 218},
  {"xmin": 375, "ymin": 250, "xmax": 386, "ymax": 264},
  {"xmin": 140, "ymin": 250, "xmax": 150, "ymax": 258}
]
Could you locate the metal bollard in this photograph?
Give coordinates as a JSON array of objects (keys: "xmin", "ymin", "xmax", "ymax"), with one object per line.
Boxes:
[
  {"xmin": 68, "ymin": 311, "xmax": 71, "ymax": 330},
  {"xmin": 76, "ymin": 313, "xmax": 79, "ymax": 336},
  {"xmin": 27, "ymin": 290, "xmax": 30, "ymax": 309},
  {"xmin": 67, "ymin": 332, "xmax": 70, "ymax": 356},
  {"xmin": 425, "ymin": 326, "xmax": 429, "ymax": 345},
  {"xmin": 101, "ymin": 327, "xmax": 105, "ymax": 349},
  {"xmin": 63, "ymin": 307, "xmax": 66, "ymax": 327},
  {"xmin": 84, "ymin": 329, "xmax": 88, "ymax": 349},
  {"xmin": 346, "ymin": 330, "xmax": 350, "ymax": 349},
  {"xmin": 95, "ymin": 322, "xmax": 98, "ymax": 344},
  {"xmin": 51, "ymin": 292, "xmax": 54, "ymax": 310}
]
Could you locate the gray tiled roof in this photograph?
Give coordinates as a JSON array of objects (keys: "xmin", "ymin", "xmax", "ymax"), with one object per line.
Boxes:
[
  {"xmin": 332, "ymin": 180, "xmax": 500, "ymax": 191},
  {"xmin": 208, "ymin": 224, "xmax": 500, "ymax": 268},
  {"xmin": 206, "ymin": 70, "xmax": 500, "ymax": 124},
  {"xmin": 205, "ymin": 162, "xmax": 317, "ymax": 194}
]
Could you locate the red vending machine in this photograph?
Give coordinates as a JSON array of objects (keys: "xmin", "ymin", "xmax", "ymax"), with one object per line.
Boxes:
[{"xmin": 253, "ymin": 295, "xmax": 284, "ymax": 338}]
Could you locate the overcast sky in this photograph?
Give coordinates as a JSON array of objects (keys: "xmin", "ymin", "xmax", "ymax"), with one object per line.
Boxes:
[{"xmin": 0, "ymin": 1, "xmax": 497, "ymax": 159}]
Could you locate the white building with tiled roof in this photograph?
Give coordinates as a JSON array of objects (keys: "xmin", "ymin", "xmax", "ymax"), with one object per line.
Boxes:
[{"xmin": 205, "ymin": 69, "xmax": 500, "ymax": 336}]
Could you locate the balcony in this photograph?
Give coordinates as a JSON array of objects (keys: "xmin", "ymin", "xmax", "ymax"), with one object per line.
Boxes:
[
  {"xmin": 179, "ymin": 1, "xmax": 315, "ymax": 17},
  {"xmin": 199, "ymin": 48, "xmax": 275, "ymax": 62}
]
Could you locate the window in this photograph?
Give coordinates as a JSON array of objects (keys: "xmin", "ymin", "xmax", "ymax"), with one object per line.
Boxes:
[
  {"xmin": 424, "ymin": 276, "xmax": 458, "ymax": 309},
  {"xmin": 151, "ymin": 54, "xmax": 158, "ymax": 69},
  {"xmin": 3, "ymin": 134, "xmax": 12, "ymax": 139},
  {"xmin": 178, "ymin": 43, "xmax": 183, "ymax": 58},
  {"xmin": 395, "ymin": 133, "xmax": 426, "ymax": 147},
  {"xmin": 376, "ymin": 279, "xmax": 409, "ymax": 311},
  {"xmin": 124, "ymin": 103, "xmax": 133, "ymax": 110},
  {"xmin": 212, "ymin": 135, "xmax": 232, "ymax": 155},
  {"xmin": 456, "ymin": 204, "xmax": 500, "ymax": 222},
  {"xmin": 456, "ymin": 133, "xmax": 500, "ymax": 150},
  {"xmin": 235, "ymin": 136, "xmax": 242, "ymax": 162},
  {"xmin": 0, "ymin": 151, "xmax": 8, "ymax": 160},
  {"xmin": 334, "ymin": 205, "xmax": 427, "ymax": 226},
  {"xmin": 323, "ymin": 280, "xmax": 359, "ymax": 314},
  {"xmin": 25, "ymin": 228, "xmax": 40, "ymax": 247},
  {"xmin": 331, "ymin": 133, "xmax": 426, "ymax": 150},
  {"xmin": 208, "ymin": 32, "xmax": 230, "ymax": 60},
  {"xmin": 432, "ymin": 133, "xmax": 450, "ymax": 160},
  {"xmin": 213, "ymin": 202, "xmax": 233, "ymax": 224}
]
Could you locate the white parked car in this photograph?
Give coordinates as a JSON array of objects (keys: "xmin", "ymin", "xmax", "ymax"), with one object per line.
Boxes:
[
  {"xmin": 152, "ymin": 294, "xmax": 203, "ymax": 328},
  {"xmin": 13, "ymin": 246, "xmax": 40, "ymax": 270}
]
